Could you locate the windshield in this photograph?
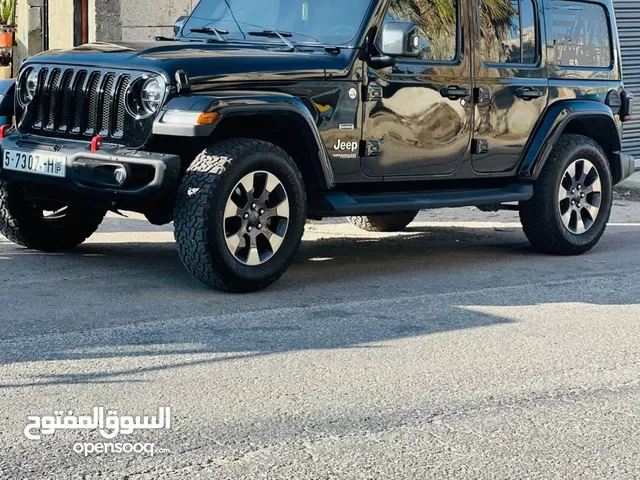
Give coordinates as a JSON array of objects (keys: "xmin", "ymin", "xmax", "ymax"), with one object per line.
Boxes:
[{"xmin": 181, "ymin": 0, "xmax": 373, "ymax": 46}]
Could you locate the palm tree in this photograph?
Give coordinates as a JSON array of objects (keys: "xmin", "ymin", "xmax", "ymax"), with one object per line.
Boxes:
[{"xmin": 387, "ymin": 0, "xmax": 516, "ymax": 46}]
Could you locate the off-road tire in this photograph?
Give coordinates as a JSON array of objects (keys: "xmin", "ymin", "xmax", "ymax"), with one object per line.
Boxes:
[
  {"xmin": 173, "ymin": 138, "xmax": 307, "ymax": 293},
  {"xmin": 519, "ymin": 134, "xmax": 613, "ymax": 255},
  {"xmin": 0, "ymin": 179, "xmax": 106, "ymax": 251},
  {"xmin": 349, "ymin": 210, "xmax": 420, "ymax": 232}
]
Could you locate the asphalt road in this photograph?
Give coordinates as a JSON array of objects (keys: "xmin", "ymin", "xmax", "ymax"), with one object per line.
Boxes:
[{"xmin": 1, "ymin": 199, "xmax": 639, "ymax": 479}]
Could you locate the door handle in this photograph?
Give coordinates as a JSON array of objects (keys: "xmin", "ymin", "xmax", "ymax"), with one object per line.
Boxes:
[
  {"xmin": 440, "ymin": 86, "xmax": 469, "ymax": 100},
  {"xmin": 515, "ymin": 87, "xmax": 544, "ymax": 100}
]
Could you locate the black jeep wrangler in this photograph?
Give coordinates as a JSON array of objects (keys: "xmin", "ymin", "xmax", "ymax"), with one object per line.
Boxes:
[{"xmin": 0, "ymin": 0, "xmax": 635, "ymax": 292}]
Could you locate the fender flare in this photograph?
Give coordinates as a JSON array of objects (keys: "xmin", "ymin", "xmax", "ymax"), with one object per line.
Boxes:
[
  {"xmin": 518, "ymin": 100, "xmax": 621, "ymax": 179},
  {"xmin": 153, "ymin": 91, "xmax": 334, "ymax": 188}
]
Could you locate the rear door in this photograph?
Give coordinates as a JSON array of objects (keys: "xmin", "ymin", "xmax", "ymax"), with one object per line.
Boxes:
[
  {"xmin": 472, "ymin": 0, "xmax": 549, "ymax": 174},
  {"xmin": 360, "ymin": 0, "xmax": 474, "ymax": 178}
]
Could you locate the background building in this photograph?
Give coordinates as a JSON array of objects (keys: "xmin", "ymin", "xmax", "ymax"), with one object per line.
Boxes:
[{"xmin": 613, "ymin": 0, "xmax": 640, "ymax": 157}]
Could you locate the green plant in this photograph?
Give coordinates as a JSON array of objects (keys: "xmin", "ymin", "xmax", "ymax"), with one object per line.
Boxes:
[{"xmin": 0, "ymin": 0, "xmax": 15, "ymax": 26}]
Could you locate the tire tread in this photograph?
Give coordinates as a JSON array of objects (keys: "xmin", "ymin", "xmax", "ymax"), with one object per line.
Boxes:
[
  {"xmin": 0, "ymin": 179, "xmax": 105, "ymax": 251},
  {"xmin": 519, "ymin": 134, "xmax": 612, "ymax": 255},
  {"xmin": 174, "ymin": 138, "xmax": 306, "ymax": 292}
]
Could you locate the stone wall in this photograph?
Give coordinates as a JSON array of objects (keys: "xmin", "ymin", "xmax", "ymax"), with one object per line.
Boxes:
[
  {"xmin": 91, "ymin": 0, "xmax": 193, "ymax": 43},
  {"xmin": 120, "ymin": 0, "xmax": 193, "ymax": 42},
  {"xmin": 90, "ymin": 0, "xmax": 122, "ymax": 42}
]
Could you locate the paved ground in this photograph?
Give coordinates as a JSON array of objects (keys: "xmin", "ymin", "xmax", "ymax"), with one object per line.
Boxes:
[{"xmin": 1, "ymin": 199, "xmax": 640, "ymax": 479}]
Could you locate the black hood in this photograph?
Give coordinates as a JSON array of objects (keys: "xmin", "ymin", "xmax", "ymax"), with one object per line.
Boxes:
[{"xmin": 25, "ymin": 41, "xmax": 356, "ymax": 84}]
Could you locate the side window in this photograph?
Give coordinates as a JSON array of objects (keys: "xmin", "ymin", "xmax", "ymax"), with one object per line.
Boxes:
[
  {"xmin": 384, "ymin": 0, "xmax": 458, "ymax": 62},
  {"xmin": 552, "ymin": 1, "xmax": 611, "ymax": 68},
  {"xmin": 480, "ymin": 0, "xmax": 538, "ymax": 65}
]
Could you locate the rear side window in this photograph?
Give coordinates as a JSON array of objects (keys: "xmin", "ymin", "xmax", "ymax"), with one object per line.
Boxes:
[
  {"xmin": 480, "ymin": 0, "xmax": 538, "ymax": 65},
  {"xmin": 552, "ymin": 0, "xmax": 612, "ymax": 68}
]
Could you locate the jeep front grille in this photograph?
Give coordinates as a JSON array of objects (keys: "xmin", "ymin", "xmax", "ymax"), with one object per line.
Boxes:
[{"xmin": 23, "ymin": 66, "xmax": 138, "ymax": 143}]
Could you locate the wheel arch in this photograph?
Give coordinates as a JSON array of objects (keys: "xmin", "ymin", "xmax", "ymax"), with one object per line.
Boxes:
[
  {"xmin": 518, "ymin": 100, "xmax": 623, "ymax": 183},
  {"xmin": 153, "ymin": 93, "xmax": 335, "ymax": 192},
  {"xmin": 209, "ymin": 109, "xmax": 332, "ymax": 193}
]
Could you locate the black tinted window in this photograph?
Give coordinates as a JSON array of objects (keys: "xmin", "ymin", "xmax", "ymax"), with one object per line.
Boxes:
[
  {"xmin": 384, "ymin": 0, "xmax": 458, "ymax": 61},
  {"xmin": 182, "ymin": 0, "xmax": 373, "ymax": 46},
  {"xmin": 480, "ymin": 0, "xmax": 537, "ymax": 65},
  {"xmin": 552, "ymin": 0, "xmax": 611, "ymax": 68}
]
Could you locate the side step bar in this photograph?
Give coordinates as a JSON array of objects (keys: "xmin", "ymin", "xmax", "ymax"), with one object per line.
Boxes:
[{"xmin": 319, "ymin": 184, "xmax": 533, "ymax": 216}]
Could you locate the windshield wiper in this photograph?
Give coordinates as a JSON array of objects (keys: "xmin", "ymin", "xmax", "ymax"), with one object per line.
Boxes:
[
  {"xmin": 189, "ymin": 27, "xmax": 230, "ymax": 43},
  {"xmin": 248, "ymin": 30, "xmax": 296, "ymax": 52}
]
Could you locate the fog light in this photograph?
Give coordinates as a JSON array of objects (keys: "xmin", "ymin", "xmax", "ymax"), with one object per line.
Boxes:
[{"xmin": 114, "ymin": 166, "xmax": 128, "ymax": 185}]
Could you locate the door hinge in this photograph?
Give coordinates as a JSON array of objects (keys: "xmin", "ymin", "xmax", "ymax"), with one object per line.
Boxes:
[
  {"xmin": 365, "ymin": 140, "xmax": 381, "ymax": 157},
  {"xmin": 367, "ymin": 84, "xmax": 383, "ymax": 101},
  {"xmin": 472, "ymin": 139, "xmax": 489, "ymax": 155},
  {"xmin": 474, "ymin": 87, "xmax": 492, "ymax": 106}
]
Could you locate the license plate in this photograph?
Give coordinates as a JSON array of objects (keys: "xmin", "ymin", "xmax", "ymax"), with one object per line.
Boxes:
[{"xmin": 3, "ymin": 149, "xmax": 67, "ymax": 178}]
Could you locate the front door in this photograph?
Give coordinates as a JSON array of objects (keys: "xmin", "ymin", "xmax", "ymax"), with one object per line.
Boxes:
[
  {"xmin": 361, "ymin": 0, "xmax": 473, "ymax": 178},
  {"xmin": 472, "ymin": 0, "xmax": 549, "ymax": 173}
]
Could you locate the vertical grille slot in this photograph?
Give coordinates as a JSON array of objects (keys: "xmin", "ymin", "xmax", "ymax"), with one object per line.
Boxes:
[
  {"xmin": 99, "ymin": 73, "xmax": 116, "ymax": 137},
  {"xmin": 114, "ymin": 75, "xmax": 131, "ymax": 138},
  {"xmin": 71, "ymin": 70, "xmax": 88, "ymax": 134},
  {"xmin": 45, "ymin": 69, "xmax": 62, "ymax": 131},
  {"xmin": 58, "ymin": 70, "xmax": 74, "ymax": 133},
  {"xmin": 85, "ymin": 72, "xmax": 102, "ymax": 136},
  {"xmin": 34, "ymin": 68, "xmax": 49, "ymax": 130}
]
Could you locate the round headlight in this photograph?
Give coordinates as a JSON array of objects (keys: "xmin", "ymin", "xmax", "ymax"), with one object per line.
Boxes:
[
  {"xmin": 19, "ymin": 69, "xmax": 39, "ymax": 105},
  {"xmin": 126, "ymin": 76, "xmax": 166, "ymax": 119},
  {"xmin": 141, "ymin": 77, "xmax": 165, "ymax": 114}
]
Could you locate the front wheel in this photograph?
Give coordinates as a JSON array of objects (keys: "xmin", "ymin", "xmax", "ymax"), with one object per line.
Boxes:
[
  {"xmin": 519, "ymin": 134, "xmax": 613, "ymax": 255},
  {"xmin": 173, "ymin": 139, "xmax": 307, "ymax": 293},
  {"xmin": 0, "ymin": 180, "xmax": 106, "ymax": 251}
]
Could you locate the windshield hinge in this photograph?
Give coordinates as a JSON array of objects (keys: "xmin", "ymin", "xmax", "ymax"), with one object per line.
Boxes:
[
  {"xmin": 367, "ymin": 84, "xmax": 383, "ymax": 102},
  {"xmin": 175, "ymin": 70, "xmax": 191, "ymax": 94}
]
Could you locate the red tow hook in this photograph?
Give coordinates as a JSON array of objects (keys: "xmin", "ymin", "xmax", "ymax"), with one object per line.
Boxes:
[
  {"xmin": 0, "ymin": 124, "xmax": 11, "ymax": 140},
  {"xmin": 90, "ymin": 135, "xmax": 105, "ymax": 152}
]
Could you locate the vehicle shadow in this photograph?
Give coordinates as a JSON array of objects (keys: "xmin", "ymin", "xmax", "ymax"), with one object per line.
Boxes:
[{"xmin": 0, "ymin": 223, "xmax": 638, "ymax": 387}]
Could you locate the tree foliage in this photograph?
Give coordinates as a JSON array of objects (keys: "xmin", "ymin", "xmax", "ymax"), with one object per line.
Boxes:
[{"xmin": 388, "ymin": 0, "xmax": 516, "ymax": 41}]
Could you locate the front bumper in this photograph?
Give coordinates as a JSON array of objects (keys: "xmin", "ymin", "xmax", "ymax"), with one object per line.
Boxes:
[
  {"xmin": 615, "ymin": 151, "xmax": 636, "ymax": 184},
  {"xmin": 0, "ymin": 132, "xmax": 181, "ymax": 204}
]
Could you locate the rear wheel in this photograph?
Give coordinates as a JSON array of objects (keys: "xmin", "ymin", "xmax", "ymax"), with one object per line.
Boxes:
[
  {"xmin": 519, "ymin": 134, "xmax": 612, "ymax": 255},
  {"xmin": 349, "ymin": 210, "xmax": 420, "ymax": 232},
  {"xmin": 174, "ymin": 138, "xmax": 307, "ymax": 293},
  {"xmin": 0, "ymin": 180, "xmax": 106, "ymax": 251}
]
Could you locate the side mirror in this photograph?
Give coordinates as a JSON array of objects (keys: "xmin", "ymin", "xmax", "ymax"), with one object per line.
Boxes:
[
  {"xmin": 376, "ymin": 22, "xmax": 421, "ymax": 58},
  {"xmin": 174, "ymin": 16, "xmax": 188, "ymax": 37}
]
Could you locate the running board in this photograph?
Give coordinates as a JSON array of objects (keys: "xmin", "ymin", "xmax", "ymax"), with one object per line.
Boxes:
[{"xmin": 320, "ymin": 184, "xmax": 533, "ymax": 216}]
